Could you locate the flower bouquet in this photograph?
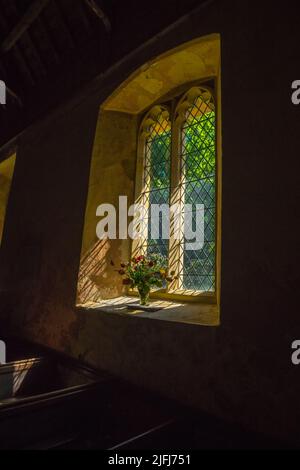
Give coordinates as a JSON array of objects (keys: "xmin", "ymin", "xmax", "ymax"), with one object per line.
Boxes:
[{"xmin": 113, "ymin": 254, "xmax": 176, "ymax": 306}]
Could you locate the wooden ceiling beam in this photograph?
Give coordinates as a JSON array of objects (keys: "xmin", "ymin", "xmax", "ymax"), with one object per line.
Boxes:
[
  {"xmin": 44, "ymin": 0, "xmax": 76, "ymax": 52},
  {"xmin": 84, "ymin": 0, "xmax": 111, "ymax": 32},
  {"xmin": 53, "ymin": 0, "xmax": 76, "ymax": 49},
  {"xmin": 1, "ymin": 0, "xmax": 51, "ymax": 53},
  {"xmin": 0, "ymin": 1, "xmax": 36, "ymax": 87},
  {"xmin": 0, "ymin": 61, "xmax": 23, "ymax": 107},
  {"xmin": 12, "ymin": 45, "xmax": 35, "ymax": 86},
  {"xmin": 8, "ymin": 0, "xmax": 48, "ymax": 79},
  {"xmin": 33, "ymin": 15, "xmax": 61, "ymax": 66}
]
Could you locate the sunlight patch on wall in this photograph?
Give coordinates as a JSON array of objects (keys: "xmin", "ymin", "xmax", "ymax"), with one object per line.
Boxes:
[{"xmin": 0, "ymin": 154, "xmax": 16, "ymax": 245}]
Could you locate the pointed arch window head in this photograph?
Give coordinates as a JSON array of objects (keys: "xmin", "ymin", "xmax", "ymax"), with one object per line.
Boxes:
[
  {"xmin": 137, "ymin": 105, "xmax": 171, "ymax": 260},
  {"xmin": 134, "ymin": 84, "xmax": 219, "ymax": 300}
]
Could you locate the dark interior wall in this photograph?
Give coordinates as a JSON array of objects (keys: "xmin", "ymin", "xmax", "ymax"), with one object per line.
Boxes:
[
  {"xmin": 0, "ymin": 0, "xmax": 299, "ymax": 443},
  {"xmin": 0, "ymin": 99, "xmax": 100, "ymax": 336}
]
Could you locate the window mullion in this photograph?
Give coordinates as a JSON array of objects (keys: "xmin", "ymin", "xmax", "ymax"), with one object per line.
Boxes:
[
  {"xmin": 131, "ymin": 134, "xmax": 147, "ymax": 259},
  {"xmin": 168, "ymin": 112, "xmax": 183, "ymax": 292}
]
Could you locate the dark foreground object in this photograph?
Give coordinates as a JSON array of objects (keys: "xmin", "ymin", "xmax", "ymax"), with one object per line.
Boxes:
[{"xmin": 0, "ymin": 338, "xmax": 296, "ymax": 450}]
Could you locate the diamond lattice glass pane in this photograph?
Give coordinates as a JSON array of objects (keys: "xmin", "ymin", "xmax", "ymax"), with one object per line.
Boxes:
[
  {"xmin": 147, "ymin": 188, "xmax": 170, "ymax": 205},
  {"xmin": 180, "ymin": 91, "xmax": 216, "ymax": 292},
  {"xmin": 144, "ymin": 114, "xmax": 171, "ymax": 191},
  {"xmin": 142, "ymin": 109, "xmax": 171, "ymax": 259},
  {"xmin": 184, "ymin": 179, "xmax": 215, "ymax": 209}
]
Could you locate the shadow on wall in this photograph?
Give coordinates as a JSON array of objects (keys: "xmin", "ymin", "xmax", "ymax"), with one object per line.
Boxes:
[{"xmin": 77, "ymin": 238, "xmax": 125, "ymax": 304}]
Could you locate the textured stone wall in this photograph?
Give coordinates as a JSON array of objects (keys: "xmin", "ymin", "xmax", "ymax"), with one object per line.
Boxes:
[{"xmin": 77, "ymin": 110, "xmax": 137, "ymax": 304}]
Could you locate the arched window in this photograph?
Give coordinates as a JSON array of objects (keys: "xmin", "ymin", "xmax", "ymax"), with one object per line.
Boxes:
[
  {"xmin": 77, "ymin": 34, "xmax": 221, "ymax": 307},
  {"xmin": 177, "ymin": 87, "xmax": 216, "ymax": 292},
  {"xmin": 134, "ymin": 85, "xmax": 217, "ymax": 299},
  {"xmin": 134, "ymin": 105, "xmax": 171, "ymax": 260}
]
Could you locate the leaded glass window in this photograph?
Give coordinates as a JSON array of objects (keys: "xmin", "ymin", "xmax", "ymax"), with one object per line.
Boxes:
[
  {"xmin": 135, "ymin": 85, "xmax": 217, "ymax": 297},
  {"xmin": 179, "ymin": 89, "xmax": 216, "ymax": 292},
  {"xmin": 139, "ymin": 106, "xmax": 171, "ymax": 259}
]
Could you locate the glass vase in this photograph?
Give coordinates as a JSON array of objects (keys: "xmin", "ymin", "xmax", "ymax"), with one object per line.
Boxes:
[{"xmin": 138, "ymin": 285, "xmax": 150, "ymax": 306}]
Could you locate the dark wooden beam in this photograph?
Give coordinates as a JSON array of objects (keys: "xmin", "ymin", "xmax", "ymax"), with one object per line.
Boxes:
[
  {"xmin": 43, "ymin": 0, "xmax": 76, "ymax": 52},
  {"xmin": 0, "ymin": 4, "xmax": 34, "ymax": 89},
  {"xmin": 84, "ymin": 0, "xmax": 111, "ymax": 32},
  {"xmin": 77, "ymin": 0, "xmax": 94, "ymax": 35},
  {"xmin": 12, "ymin": 45, "xmax": 35, "ymax": 86},
  {"xmin": 33, "ymin": 16, "xmax": 61, "ymax": 66},
  {"xmin": 1, "ymin": 0, "xmax": 51, "ymax": 53},
  {"xmin": 53, "ymin": 0, "xmax": 77, "ymax": 49},
  {"xmin": 6, "ymin": 85, "xmax": 23, "ymax": 107},
  {"xmin": 8, "ymin": 0, "xmax": 47, "ymax": 79}
]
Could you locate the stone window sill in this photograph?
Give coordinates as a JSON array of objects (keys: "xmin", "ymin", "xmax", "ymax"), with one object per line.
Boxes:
[{"xmin": 77, "ymin": 296, "xmax": 220, "ymax": 326}]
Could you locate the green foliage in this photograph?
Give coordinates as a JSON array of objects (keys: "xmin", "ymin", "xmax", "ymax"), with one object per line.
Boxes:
[
  {"xmin": 148, "ymin": 132, "xmax": 171, "ymax": 190},
  {"xmin": 148, "ymin": 111, "xmax": 215, "ymax": 188},
  {"xmin": 184, "ymin": 111, "xmax": 216, "ymax": 181}
]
